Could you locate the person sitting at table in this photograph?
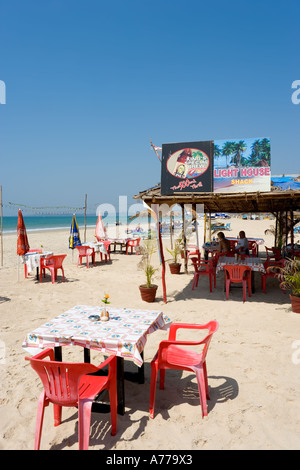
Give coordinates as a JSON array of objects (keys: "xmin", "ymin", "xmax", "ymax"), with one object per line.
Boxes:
[
  {"xmin": 217, "ymin": 232, "xmax": 230, "ymax": 253},
  {"xmin": 235, "ymin": 231, "xmax": 250, "ymax": 255}
]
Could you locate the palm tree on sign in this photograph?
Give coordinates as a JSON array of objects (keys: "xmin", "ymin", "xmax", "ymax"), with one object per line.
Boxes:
[
  {"xmin": 231, "ymin": 140, "xmax": 246, "ymax": 168},
  {"xmin": 222, "ymin": 141, "xmax": 235, "ymax": 168}
]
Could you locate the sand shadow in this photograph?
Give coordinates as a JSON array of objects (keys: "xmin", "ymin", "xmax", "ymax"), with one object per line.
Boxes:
[
  {"xmin": 0, "ymin": 296, "xmax": 10, "ymax": 303},
  {"xmin": 50, "ymin": 362, "xmax": 238, "ymax": 450}
]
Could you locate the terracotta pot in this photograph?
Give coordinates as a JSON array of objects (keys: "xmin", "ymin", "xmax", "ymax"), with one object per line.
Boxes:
[
  {"xmin": 290, "ymin": 294, "xmax": 300, "ymax": 313},
  {"xmin": 169, "ymin": 263, "xmax": 181, "ymax": 274},
  {"xmin": 139, "ymin": 284, "xmax": 158, "ymax": 303}
]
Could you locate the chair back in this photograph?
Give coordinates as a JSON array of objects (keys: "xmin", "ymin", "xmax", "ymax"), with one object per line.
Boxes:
[
  {"xmin": 49, "ymin": 254, "xmax": 67, "ymax": 268},
  {"xmin": 160, "ymin": 321, "xmax": 219, "ymax": 366},
  {"xmin": 248, "ymin": 241, "xmax": 258, "ymax": 256},
  {"xmin": 265, "ymin": 246, "xmax": 281, "ymax": 261},
  {"xmin": 224, "ymin": 264, "xmax": 251, "ymax": 282},
  {"xmin": 26, "ymin": 349, "xmax": 98, "ymax": 407},
  {"xmin": 76, "ymin": 246, "xmax": 92, "ymax": 255},
  {"xmin": 190, "ymin": 257, "xmax": 212, "ymax": 273},
  {"xmin": 128, "ymin": 238, "xmax": 140, "ymax": 247}
]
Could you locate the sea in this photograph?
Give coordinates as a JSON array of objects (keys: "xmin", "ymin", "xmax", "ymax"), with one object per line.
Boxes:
[{"xmin": 1, "ymin": 213, "xmax": 147, "ymax": 234}]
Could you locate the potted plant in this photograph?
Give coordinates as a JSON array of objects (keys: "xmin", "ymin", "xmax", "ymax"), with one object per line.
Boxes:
[
  {"xmin": 167, "ymin": 238, "xmax": 182, "ymax": 274},
  {"xmin": 278, "ymin": 257, "xmax": 300, "ymax": 313},
  {"xmin": 138, "ymin": 239, "xmax": 159, "ymax": 302}
]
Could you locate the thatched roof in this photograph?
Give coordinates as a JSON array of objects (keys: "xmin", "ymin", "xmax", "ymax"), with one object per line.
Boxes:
[{"xmin": 134, "ymin": 184, "xmax": 300, "ymax": 214}]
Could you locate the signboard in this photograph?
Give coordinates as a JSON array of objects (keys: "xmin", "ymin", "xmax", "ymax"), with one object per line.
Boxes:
[
  {"xmin": 213, "ymin": 137, "xmax": 271, "ymax": 193},
  {"xmin": 161, "ymin": 141, "xmax": 214, "ymax": 195}
]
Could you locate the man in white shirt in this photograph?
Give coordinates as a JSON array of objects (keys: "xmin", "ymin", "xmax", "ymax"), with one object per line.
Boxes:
[{"xmin": 235, "ymin": 231, "xmax": 249, "ymax": 255}]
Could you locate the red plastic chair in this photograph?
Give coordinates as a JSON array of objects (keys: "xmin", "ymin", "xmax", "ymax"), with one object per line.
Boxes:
[
  {"xmin": 25, "ymin": 348, "xmax": 117, "ymax": 450},
  {"xmin": 261, "ymin": 259, "xmax": 286, "ymax": 294},
  {"xmin": 76, "ymin": 245, "xmax": 95, "ymax": 268},
  {"xmin": 24, "ymin": 249, "xmax": 43, "ymax": 278},
  {"xmin": 265, "ymin": 246, "xmax": 281, "ymax": 261},
  {"xmin": 126, "ymin": 238, "xmax": 141, "ymax": 255},
  {"xmin": 98, "ymin": 240, "xmax": 112, "ymax": 263},
  {"xmin": 248, "ymin": 241, "xmax": 258, "ymax": 257},
  {"xmin": 187, "ymin": 245, "xmax": 201, "ymax": 263},
  {"xmin": 224, "ymin": 264, "xmax": 251, "ymax": 302},
  {"xmin": 191, "ymin": 257, "xmax": 216, "ymax": 292},
  {"xmin": 149, "ymin": 321, "xmax": 219, "ymax": 419},
  {"xmin": 40, "ymin": 255, "xmax": 67, "ymax": 283}
]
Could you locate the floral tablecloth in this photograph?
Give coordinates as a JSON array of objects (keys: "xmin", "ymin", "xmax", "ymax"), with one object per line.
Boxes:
[
  {"xmin": 22, "ymin": 251, "xmax": 53, "ymax": 274},
  {"xmin": 216, "ymin": 256, "xmax": 266, "ymax": 274},
  {"xmin": 22, "ymin": 305, "xmax": 171, "ymax": 367}
]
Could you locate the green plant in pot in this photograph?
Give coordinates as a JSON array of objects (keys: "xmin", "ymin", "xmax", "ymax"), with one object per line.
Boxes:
[
  {"xmin": 138, "ymin": 239, "xmax": 159, "ymax": 302},
  {"xmin": 167, "ymin": 238, "xmax": 182, "ymax": 274},
  {"xmin": 278, "ymin": 257, "xmax": 300, "ymax": 313}
]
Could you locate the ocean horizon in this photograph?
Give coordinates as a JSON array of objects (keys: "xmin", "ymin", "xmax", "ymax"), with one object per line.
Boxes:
[{"xmin": 1, "ymin": 213, "xmax": 148, "ymax": 234}]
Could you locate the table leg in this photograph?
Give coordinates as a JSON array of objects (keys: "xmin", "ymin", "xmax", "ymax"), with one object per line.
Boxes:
[{"xmin": 54, "ymin": 346, "xmax": 62, "ymax": 361}]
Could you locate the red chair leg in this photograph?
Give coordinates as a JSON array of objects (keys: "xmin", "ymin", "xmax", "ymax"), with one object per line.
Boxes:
[
  {"xmin": 34, "ymin": 391, "xmax": 48, "ymax": 450},
  {"xmin": 159, "ymin": 369, "xmax": 166, "ymax": 390},
  {"xmin": 78, "ymin": 398, "xmax": 93, "ymax": 450},
  {"xmin": 149, "ymin": 361, "xmax": 158, "ymax": 419},
  {"xmin": 53, "ymin": 404, "xmax": 62, "ymax": 427}
]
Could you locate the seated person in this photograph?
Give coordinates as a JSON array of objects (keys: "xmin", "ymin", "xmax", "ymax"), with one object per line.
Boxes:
[
  {"xmin": 235, "ymin": 231, "xmax": 250, "ymax": 255},
  {"xmin": 217, "ymin": 231, "xmax": 230, "ymax": 253}
]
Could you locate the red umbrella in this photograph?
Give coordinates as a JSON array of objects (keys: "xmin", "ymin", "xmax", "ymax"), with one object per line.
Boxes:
[
  {"xmin": 17, "ymin": 209, "xmax": 30, "ymax": 255},
  {"xmin": 95, "ymin": 212, "xmax": 107, "ymax": 241}
]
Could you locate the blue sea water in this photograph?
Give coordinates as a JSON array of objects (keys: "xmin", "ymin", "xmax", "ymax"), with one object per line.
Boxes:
[{"xmin": 1, "ymin": 214, "xmax": 139, "ymax": 233}]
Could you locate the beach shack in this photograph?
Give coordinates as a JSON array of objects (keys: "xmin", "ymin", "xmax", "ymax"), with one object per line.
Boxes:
[{"xmin": 135, "ymin": 140, "xmax": 300, "ymax": 302}]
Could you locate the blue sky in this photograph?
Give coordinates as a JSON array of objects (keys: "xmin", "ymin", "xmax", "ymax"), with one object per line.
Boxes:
[{"xmin": 1, "ymin": 0, "xmax": 299, "ymax": 215}]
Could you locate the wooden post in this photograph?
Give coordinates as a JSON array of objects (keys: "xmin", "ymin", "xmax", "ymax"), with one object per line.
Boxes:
[
  {"xmin": 0, "ymin": 185, "xmax": 3, "ymax": 266},
  {"xmin": 170, "ymin": 211, "xmax": 173, "ymax": 250},
  {"xmin": 84, "ymin": 194, "xmax": 87, "ymax": 243},
  {"xmin": 290, "ymin": 210, "xmax": 294, "ymax": 258},
  {"xmin": 148, "ymin": 210, "xmax": 151, "ymax": 239},
  {"xmin": 181, "ymin": 204, "xmax": 187, "ymax": 274}
]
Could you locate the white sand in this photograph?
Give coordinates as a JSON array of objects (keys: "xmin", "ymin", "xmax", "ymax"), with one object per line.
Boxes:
[{"xmin": 0, "ymin": 217, "xmax": 300, "ymax": 450}]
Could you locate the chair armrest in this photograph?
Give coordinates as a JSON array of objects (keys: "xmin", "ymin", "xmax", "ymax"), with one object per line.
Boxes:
[
  {"xmin": 25, "ymin": 348, "xmax": 55, "ymax": 361},
  {"xmin": 168, "ymin": 322, "xmax": 212, "ymax": 341},
  {"xmin": 96, "ymin": 354, "xmax": 117, "ymax": 371}
]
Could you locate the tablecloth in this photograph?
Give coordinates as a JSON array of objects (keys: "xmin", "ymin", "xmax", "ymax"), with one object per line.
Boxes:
[
  {"xmin": 22, "ymin": 251, "xmax": 53, "ymax": 274},
  {"xmin": 23, "ymin": 305, "xmax": 171, "ymax": 367},
  {"xmin": 216, "ymin": 256, "xmax": 266, "ymax": 274},
  {"xmin": 82, "ymin": 242, "xmax": 107, "ymax": 255}
]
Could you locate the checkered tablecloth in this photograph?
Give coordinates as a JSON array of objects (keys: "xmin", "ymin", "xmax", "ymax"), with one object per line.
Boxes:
[
  {"xmin": 22, "ymin": 305, "xmax": 171, "ymax": 367},
  {"xmin": 216, "ymin": 256, "xmax": 266, "ymax": 274}
]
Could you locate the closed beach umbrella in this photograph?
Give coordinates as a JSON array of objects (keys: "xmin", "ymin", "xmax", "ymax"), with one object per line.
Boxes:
[
  {"xmin": 69, "ymin": 214, "xmax": 81, "ymax": 249},
  {"xmin": 95, "ymin": 212, "xmax": 107, "ymax": 240},
  {"xmin": 17, "ymin": 209, "xmax": 30, "ymax": 255}
]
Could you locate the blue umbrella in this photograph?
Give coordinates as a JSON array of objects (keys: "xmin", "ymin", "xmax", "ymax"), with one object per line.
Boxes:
[{"xmin": 69, "ymin": 214, "xmax": 82, "ymax": 249}]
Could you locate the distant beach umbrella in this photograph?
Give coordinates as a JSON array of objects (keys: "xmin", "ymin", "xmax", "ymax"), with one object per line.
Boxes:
[
  {"xmin": 69, "ymin": 214, "xmax": 81, "ymax": 249},
  {"xmin": 95, "ymin": 212, "xmax": 107, "ymax": 240},
  {"xmin": 17, "ymin": 209, "xmax": 30, "ymax": 255}
]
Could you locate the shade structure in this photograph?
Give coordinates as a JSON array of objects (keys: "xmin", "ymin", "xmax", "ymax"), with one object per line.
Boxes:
[
  {"xmin": 17, "ymin": 209, "xmax": 30, "ymax": 255},
  {"xmin": 95, "ymin": 212, "xmax": 107, "ymax": 240},
  {"xmin": 69, "ymin": 214, "xmax": 82, "ymax": 249}
]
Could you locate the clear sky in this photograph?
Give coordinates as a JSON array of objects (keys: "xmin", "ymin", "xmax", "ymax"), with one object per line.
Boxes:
[{"xmin": 1, "ymin": 0, "xmax": 299, "ymax": 215}]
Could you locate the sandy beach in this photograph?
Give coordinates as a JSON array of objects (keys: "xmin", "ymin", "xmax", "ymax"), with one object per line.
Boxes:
[{"xmin": 0, "ymin": 216, "xmax": 299, "ymax": 450}]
